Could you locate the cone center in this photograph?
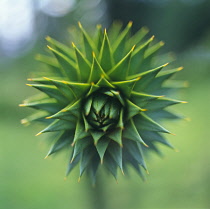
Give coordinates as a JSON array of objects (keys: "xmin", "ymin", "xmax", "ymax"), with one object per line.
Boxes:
[{"xmin": 83, "ymin": 89, "xmax": 123, "ymax": 132}]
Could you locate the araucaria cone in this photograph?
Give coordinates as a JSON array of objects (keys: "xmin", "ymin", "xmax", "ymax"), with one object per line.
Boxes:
[{"xmin": 20, "ymin": 21, "xmax": 186, "ymax": 184}]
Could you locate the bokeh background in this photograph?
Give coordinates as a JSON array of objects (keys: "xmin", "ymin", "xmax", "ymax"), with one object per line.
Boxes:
[{"xmin": 1, "ymin": 0, "xmax": 210, "ymax": 208}]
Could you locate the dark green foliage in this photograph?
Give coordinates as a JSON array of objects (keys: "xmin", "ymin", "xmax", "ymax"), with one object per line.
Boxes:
[{"xmin": 20, "ymin": 22, "xmax": 185, "ymax": 183}]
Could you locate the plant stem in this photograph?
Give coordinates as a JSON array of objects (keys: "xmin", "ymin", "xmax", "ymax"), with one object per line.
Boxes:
[{"xmin": 87, "ymin": 174, "xmax": 107, "ymax": 209}]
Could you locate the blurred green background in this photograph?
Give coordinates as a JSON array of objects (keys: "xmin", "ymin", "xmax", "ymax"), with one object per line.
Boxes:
[{"xmin": 1, "ymin": 0, "xmax": 210, "ymax": 208}]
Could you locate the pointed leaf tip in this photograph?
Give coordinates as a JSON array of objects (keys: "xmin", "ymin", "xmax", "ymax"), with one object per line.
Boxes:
[
  {"xmin": 46, "ymin": 45, "xmax": 53, "ymax": 50},
  {"xmin": 21, "ymin": 119, "xmax": 28, "ymax": 124},
  {"xmin": 43, "ymin": 76, "xmax": 50, "ymax": 80},
  {"xmin": 45, "ymin": 36, "xmax": 51, "ymax": 41},
  {"xmin": 163, "ymin": 62, "xmax": 169, "ymax": 67},
  {"xmin": 71, "ymin": 42, "xmax": 76, "ymax": 48},
  {"xmin": 174, "ymin": 148, "xmax": 180, "ymax": 153},
  {"xmin": 36, "ymin": 132, "xmax": 42, "ymax": 136},
  {"xmin": 97, "ymin": 24, "xmax": 102, "ymax": 29},
  {"xmin": 160, "ymin": 41, "xmax": 165, "ymax": 46},
  {"xmin": 92, "ymin": 51, "xmax": 96, "ymax": 57},
  {"xmin": 131, "ymin": 45, "xmax": 136, "ymax": 51},
  {"xmin": 184, "ymin": 117, "xmax": 191, "ymax": 122},
  {"xmin": 78, "ymin": 21, "xmax": 82, "ymax": 28},
  {"xmin": 128, "ymin": 21, "xmax": 133, "ymax": 27}
]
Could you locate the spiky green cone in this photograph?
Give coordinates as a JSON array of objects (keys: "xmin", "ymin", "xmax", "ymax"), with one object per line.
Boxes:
[{"xmin": 20, "ymin": 21, "xmax": 186, "ymax": 183}]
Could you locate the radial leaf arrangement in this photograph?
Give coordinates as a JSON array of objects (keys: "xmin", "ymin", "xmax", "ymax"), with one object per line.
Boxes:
[{"xmin": 20, "ymin": 21, "xmax": 186, "ymax": 183}]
